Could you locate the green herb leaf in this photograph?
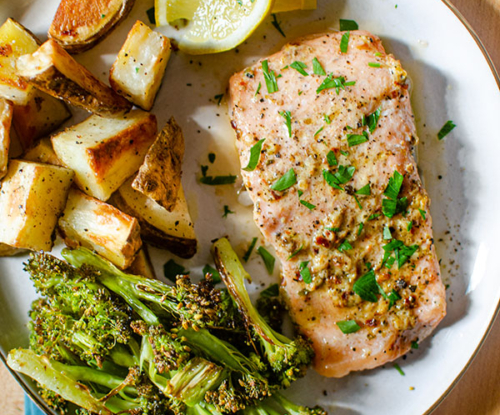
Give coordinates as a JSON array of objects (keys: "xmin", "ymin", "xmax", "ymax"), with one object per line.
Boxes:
[
  {"xmin": 271, "ymin": 168, "xmax": 296, "ymax": 191},
  {"xmin": 340, "ymin": 31, "xmax": 350, "ymax": 53},
  {"xmin": 200, "ymin": 175, "xmax": 237, "ymax": 185},
  {"xmin": 290, "ymin": 61, "xmax": 308, "ymax": 76},
  {"xmin": 338, "ymin": 239, "xmax": 352, "ymax": 252},
  {"xmin": 324, "ymin": 114, "xmax": 332, "ymax": 124},
  {"xmin": 260, "ymin": 283, "xmax": 280, "ymax": 297},
  {"xmin": 407, "ymin": 220, "xmax": 413, "ymax": 231},
  {"xmin": 163, "ymin": 259, "xmax": 188, "ymax": 283},
  {"xmin": 326, "ymin": 226, "xmax": 340, "ymax": 232},
  {"xmin": 327, "ymin": 150, "xmax": 338, "ymax": 166},
  {"xmin": 383, "ymin": 226, "xmax": 392, "ymax": 240},
  {"xmin": 214, "ymin": 94, "xmax": 224, "ymax": 105},
  {"xmin": 208, "ymin": 153, "xmax": 216, "ymax": 163},
  {"xmin": 368, "ymin": 62, "xmax": 381, "ymax": 68},
  {"xmin": 314, "ymin": 126, "xmax": 324, "ymax": 137},
  {"xmin": 323, "ymin": 170, "xmax": 342, "ymax": 190},
  {"xmin": 382, "ymin": 240, "xmax": 418, "ymax": 269},
  {"xmin": 257, "ymin": 246, "xmax": 275, "ymax": 274},
  {"xmin": 300, "ymin": 200, "xmax": 316, "ymax": 210},
  {"xmin": 411, "ymin": 340, "xmax": 419, "ymax": 349},
  {"xmin": 316, "ymin": 74, "xmax": 356, "ymax": 94},
  {"xmin": 299, "ymin": 261, "xmax": 312, "ymax": 283},
  {"xmin": 393, "ymin": 363, "xmax": 405, "ymax": 376},
  {"xmin": 367, "ymin": 107, "xmax": 382, "ymax": 133},
  {"xmin": 146, "ymin": 7, "xmax": 156, "ymax": 24},
  {"xmin": 337, "ymin": 320, "xmax": 360, "ymax": 334},
  {"xmin": 347, "ymin": 131, "xmax": 369, "ymax": 147},
  {"xmin": 438, "ymin": 120, "xmax": 456, "ymax": 140},
  {"xmin": 135, "ymin": 67, "xmax": 139, "ymax": 73},
  {"xmin": 353, "ymin": 194, "xmax": 362, "ymax": 209},
  {"xmin": 418, "ymin": 209, "xmax": 427, "ymax": 220},
  {"xmin": 201, "ymin": 165, "xmax": 208, "ymax": 177},
  {"xmin": 339, "ymin": 19, "xmax": 359, "ymax": 31},
  {"xmin": 297, "ymin": 190, "xmax": 303, "ymax": 197},
  {"xmin": 312, "ymin": 57, "xmax": 326, "ymax": 75},
  {"xmin": 356, "ymin": 184, "xmax": 371, "ymax": 196},
  {"xmin": 388, "ymin": 289, "xmax": 401, "ymax": 309},
  {"xmin": 383, "ymin": 196, "xmax": 408, "ymax": 218},
  {"xmin": 271, "ymin": 14, "xmax": 286, "ymax": 37},
  {"xmin": 384, "ymin": 171, "xmax": 404, "ymax": 200},
  {"xmin": 262, "ymin": 60, "xmax": 279, "ymax": 93},
  {"xmin": 353, "ymin": 270, "xmax": 379, "ymax": 302},
  {"xmin": 243, "ymin": 237, "xmax": 258, "ymax": 262},
  {"xmin": 288, "ymin": 245, "xmax": 303, "ymax": 260},
  {"xmin": 340, "ymin": 150, "xmax": 350, "ymax": 156},
  {"xmin": 368, "ymin": 213, "xmax": 380, "ymax": 221},
  {"xmin": 243, "ymin": 139, "xmax": 265, "ymax": 171},
  {"xmin": 255, "ymin": 82, "xmax": 262, "ymax": 96},
  {"xmin": 357, "ymin": 222, "xmax": 364, "ymax": 236},
  {"xmin": 222, "ymin": 205, "xmax": 234, "ymax": 217},
  {"xmin": 280, "ymin": 110, "xmax": 292, "ymax": 137},
  {"xmin": 335, "ymin": 165, "xmax": 356, "ymax": 184},
  {"xmin": 202, "ymin": 264, "xmax": 221, "ymax": 283}
]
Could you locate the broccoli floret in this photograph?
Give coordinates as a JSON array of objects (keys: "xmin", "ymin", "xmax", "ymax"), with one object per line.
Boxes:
[
  {"xmin": 271, "ymin": 393, "xmax": 328, "ymax": 415},
  {"xmin": 256, "ymin": 284, "xmax": 285, "ymax": 333},
  {"xmin": 212, "ymin": 238, "xmax": 314, "ymax": 388}
]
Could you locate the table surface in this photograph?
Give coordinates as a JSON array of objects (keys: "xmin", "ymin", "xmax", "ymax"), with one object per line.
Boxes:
[{"xmin": 1, "ymin": 1, "xmax": 500, "ymax": 414}]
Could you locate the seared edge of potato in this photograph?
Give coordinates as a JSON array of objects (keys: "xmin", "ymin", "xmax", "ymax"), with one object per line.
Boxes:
[
  {"xmin": 125, "ymin": 245, "xmax": 157, "ymax": 279},
  {"xmin": 0, "ymin": 242, "xmax": 26, "ymax": 257},
  {"xmin": 111, "ymin": 179, "xmax": 197, "ymax": 259},
  {"xmin": 0, "ymin": 98, "xmax": 13, "ymax": 179},
  {"xmin": 132, "ymin": 117, "xmax": 184, "ymax": 211},
  {"xmin": 22, "ymin": 137, "xmax": 65, "ymax": 167},
  {"xmin": 110, "ymin": 20, "xmax": 171, "ymax": 110},
  {"xmin": 16, "ymin": 39, "xmax": 132, "ymax": 116},
  {"xmin": 13, "ymin": 89, "xmax": 71, "ymax": 150},
  {"xmin": 0, "ymin": 18, "xmax": 40, "ymax": 105},
  {"xmin": 58, "ymin": 188, "xmax": 142, "ymax": 269},
  {"xmin": 51, "ymin": 110, "xmax": 157, "ymax": 201},
  {"xmin": 49, "ymin": 0, "xmax": 135, "ymax": 54},
  {"xmin": 0, "ymin": 159, "xmax": 74, "ymax": 251}
]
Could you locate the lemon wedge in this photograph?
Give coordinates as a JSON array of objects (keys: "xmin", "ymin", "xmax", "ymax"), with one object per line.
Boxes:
[{"xmin": 272, "ymin": 0, "xmax": 316, "ymax": 13}]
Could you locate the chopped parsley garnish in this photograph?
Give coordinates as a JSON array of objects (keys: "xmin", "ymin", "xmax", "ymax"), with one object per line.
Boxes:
[
  {"xmin": 312, "ymin": 57, "xmax": 326, "ymax": 75},
  {"xmin": 411, "ymin": 340, "xmax": 419, "ymax": 349},
  {"xmin": 280, "ymin": 110, "xmax": 292, "ymax": 137},
  {"xmin": 208, "ymin": 153, "xmax": 216, "ymax": 163},
  {"xmin": 255, "ymin": 82, "xmax": 262, "ymax": 96},
  {"xmin": 383, "ymin": 226, "xmax": 392, "ymax": 240},
  {"xmin": 288, "ymin": 245, "xmax": 303, "ymax": 260},
  {"xmin": 338, "ymin": 239, "xmax": 352, "ymax": 252},
  {"xmin": 347, "ymin": 131, "xmax": 369, "ymax": 147},
  {"xmin": 382, "ymin": 239, "xmax": 418, "ymax": 269},
  {"xmin": 163, "ymin": 259, "xmax": 188, "ymax": 283},
  {"xmin": 202, "ymin": 264, "xmax": 221, "ymax": 283},
  {"xmin": 257, "ymin": 246, "xmax": 275, "ymax": 274},
  {"xmin": 353, "ymin": 194, "xmax": 362, "ymax": 210},
  {"xmin": 368, "ymin": 62, "xmax": 381, "ymax": 68},
  {"xmin": 243, "ymin": 138, "xmax": 265, "ymax": 171},
  {"xmin": 388, "ymin": 289, "xmax": 401, "ymax": 309},
  {"xmin": 146, "ymin": 7, "xmax": 156, "ymax": 24},
  {"xmin": 262, "ymin": 60, "xmax": 279, "ymax": 93},
  {"xmin": 407, "ymin": 220, "xmax": 413, "ymax": 231},
  {"xmin": 353, "ymin": 270, "xmax": 379, "ymax": 302},
  {"xmin": 314, "ymin": 126, "xmax": 324, "ymax": 137},
  {"xmin": 368, "ymin": 213, "xmax": 381, "ymax": 221},
  {"xmin": 382, "ymin": 171, "xmax": 407, "ymax": 218},
  {"xmin": 316, "ymin": 74, "xmax": 356, "ymax": 94},
  {"xmin": 357, "ymin": 222, "xmax": 364, "ymax": 236},
  {"xmin": 324, "ymin": 114, "xmax": 332, "ymax": 124},
  {"xmin": 437, "ymin": 120, "xmax": 456, "ymax": 140},
  {"xmin": 337, "ymin": 320, "xmax": 360, "ymax": 334},
  {"xmin": 297, "ymin": 190, "xmax": 303, "ymax": 197},
  {"xmin": 135, "ymin": 67, "xmax": 139, "ymax": 73},
  {"xmin": 367, "ymin": 107, "xmax": 382, "ymax": 133},
  {"xmin": 201, "ymin": 165, "xmax": 209, "ymax": 177},
  {"xmin": 323, "ymin": 165, "xmax": 355, "ymax": 191},
  {"xmin": 290, "ymin": 61, "xmax": 308, "ymax": 76},
  {"xmin": 271, "ymin": 168, "xmax": 296, "ymax": 191},
  {"xmin": 298, "ymin": 90, "xmax": 303, "ymax": 95},
  {"xmin": 339, "ymin": 19, "xmax": 359, "ymax": 31},
  {"xmin": 271, "ymin": 14, "xmax": 286, "ymax": 37},
  {"xmin": 200, "ymin": 174, "xmax": 237, "ymax": 185},
  {"xmin": 340, "ymin": 150, "xmax": 349, "ymax": 156},
  {"xmin": 326, "ymin": 227, "xmax": 340, "ymax": 232},
  {"xmin": 222, "ymin": 205, "xmax": 234, "ymax": 217},
  {"xmin": 300, "ymin": 200, "xmax": 316, "ymax": 210},
  {"xmin": 299, "ymin": 261, "xmax": 312, "ymax": 283},
  {"xmin": 260, "ymin": 283, "xmax": 280, "ymax": 297},
  {"xmin": 393, "ymin": 363, "xmax": 405, "ymax": 376},
  {"xmin": 340, "ymin": 31, "xmax": 350, "ymax": 53},
  {"xmin": 356, "ymin": 184, "xmax": 371, "ymax": 196},
  {"xmin": 243, "ymin": 237, "xmax": 258, "ymax": 262},
  {"xmin": 384, "ymin": 171, "xmax": 404, "ymax": 199},
  {"xmin": 418, "ymin": 209, "xmax": 426, "ymax": 220},
  {"xmin": 214, "ymin": 93, "xmax": 224, "ymax": 105},
  {"xmin": 327, "ymin": 150, "xmax": 338, "ymax": 166}
]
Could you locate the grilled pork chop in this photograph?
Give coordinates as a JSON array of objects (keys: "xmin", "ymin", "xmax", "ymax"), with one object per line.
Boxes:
[{"xmin": 228, "ymin": 31, "xmax": 446, "ymax": 377}]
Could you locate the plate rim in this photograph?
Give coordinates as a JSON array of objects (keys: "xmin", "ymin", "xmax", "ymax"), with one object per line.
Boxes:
[{"xmin": 1, "ymin": 1, "xmax": 500, "ymax": 414}]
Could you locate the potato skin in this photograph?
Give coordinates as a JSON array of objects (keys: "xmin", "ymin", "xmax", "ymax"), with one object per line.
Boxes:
[
  {"xmin": 132, "ymin": 117, "xmax": 184, "ymax": 211},
  {"xmin": 0, "ymin": 98, "xmax": 13, "ymax": 180}
]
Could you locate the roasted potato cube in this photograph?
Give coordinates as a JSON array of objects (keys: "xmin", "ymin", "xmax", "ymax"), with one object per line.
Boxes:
[
  {"xmin": 110, "ymin": 20, "xmax": 171, "ymax": 110},
  {"xmin": 23, "ymin": 137, "xmax": 65, "ymax": 167},
  {"xmin": 58, "ymin": 188, "xmax": 142, "ymax": 269},
  {"xmin": 49, "ymin": 0, "xmax": 135, "ymax": 54},
  {"xmin": 0, "ymin": 18, "xmax": 39, "ymax": 105},
  {"xmin": 51, "ymin": 110, "xmax": 157, "ymax": 201},
  {"xmin": 112, "ymin": 178, "xmax": 197, "ymax": 258},
  {"xmin": 0, "ymin": 242, "xmax": 26, "ymax": 256},
  {"xmin": 13, "ymin": 89, "xmax": 71, "ymax": 150},
  {"xmin": 16, "ymin": 39, "xmax": 132, "ymax": 116},
  {"xmin": 0, "ymin": 160, "xmax": 74, "ymax": 251},
  {"xmin": 125, "ymin": 246, "xmax": 156, "ymax": 279},
  {"xmin": 132, "ymin": 117, "xmax": 183, "ymax": 211},
  {"xmin": 0, "ymin": 98, "xmax": 13, "ymax": 179}
]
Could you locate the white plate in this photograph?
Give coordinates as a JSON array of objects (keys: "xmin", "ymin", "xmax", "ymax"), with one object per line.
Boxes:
[{"xmin": 1, "ymin": 1, "xmax": 499, "ymax": 414}]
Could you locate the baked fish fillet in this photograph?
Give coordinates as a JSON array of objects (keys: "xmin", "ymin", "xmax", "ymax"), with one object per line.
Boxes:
[{"xmin": 228, "ymin": 31, "xmax": 446, "ymax": 377}]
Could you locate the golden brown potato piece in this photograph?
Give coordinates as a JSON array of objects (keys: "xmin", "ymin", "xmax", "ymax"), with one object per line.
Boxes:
[
  {"xmin": 13, "ymin": 89, "xmax": 71, "ymax": 150},
  {"xmin": 16, "ymin": 39, "xmax": 132, "ymax": 116},
  {"xmin": 0, "ymin": 243, "xmax": 26, "ymax": 257},
  {"xmin": 132, "ymin": 117, "xmax": 184, "ymax": 211},
  {"xmin": 112, "ymin": 178, "xmax": 197, "ymax": 259},
  {"xmin": 0, "ymin": 98, "xmax": 13, "ymax": 179},
  {"xmin": 0, "ymin": 18, "xmax": 39, "ymax": 105},
  {"xmin": 51, "ymin": 110, "xmax": 157, "ymax": 201},
  {"xmin": 110, "ymin": 20, "xmax": 171, "ymax": 110},
  {"xmin": 49, "ymin": 0, "xmax": 135, "ymax": 54},
  {"xmin": 0, "ymin": 160, "xmax": 74, "ymax": 251},
  {"xmin": 59, "ymin": 188, "xmax": 142, "ymax": 269},
  {"xmin": 22, "ymin": 137, "xmax": 65, "ymax": 167},
  {"xmin": 125, "ymin": 246, "xmax": 156, "ymax": 279}
]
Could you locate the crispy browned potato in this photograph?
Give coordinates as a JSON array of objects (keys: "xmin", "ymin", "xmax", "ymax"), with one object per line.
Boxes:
[
  {"xmin": 13, "ymin": 89, "xmax": 71, "ymax": 150},
  {"xmin": 0, "ymin": 243, "xmax": 26, "ymax": 257},
  {"xmin": 132, "ymin": 117, "xmax": 184, "ymax": 211},
  {"xmin": 0, "ymin": 98, "xmax": 13, "ymax": 179},
  {"xmin": 22, "ymin": 137, "xmax": 65, "ymax": 167},
  {"xmin": 59, "ymin": 188, "xmax": 142, "ymax": 269},
  {"xmin": 16, "ymin": 39, "xmax": 132, "ymax": 116},
  {"xmin": 49, "ymin": 0, "xmax": 135, "ymax": 54},
  {"xmin": 111, "ymin": 178, "xmax": 197, "ymax": 259},
  {"xmin": 110, "ymin": 20, "xmax": 171, "ymax": 110},
  {"xmin": 0, "ymin": 160, "xmax": 74, "ymax": 251},
  {"xmin": 51, "ymin": 110, "xmax": 157, "ymax": 201},
  {"xmin": 125, "ymin": 246, "xmax": 156, "ymax": 279}
]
